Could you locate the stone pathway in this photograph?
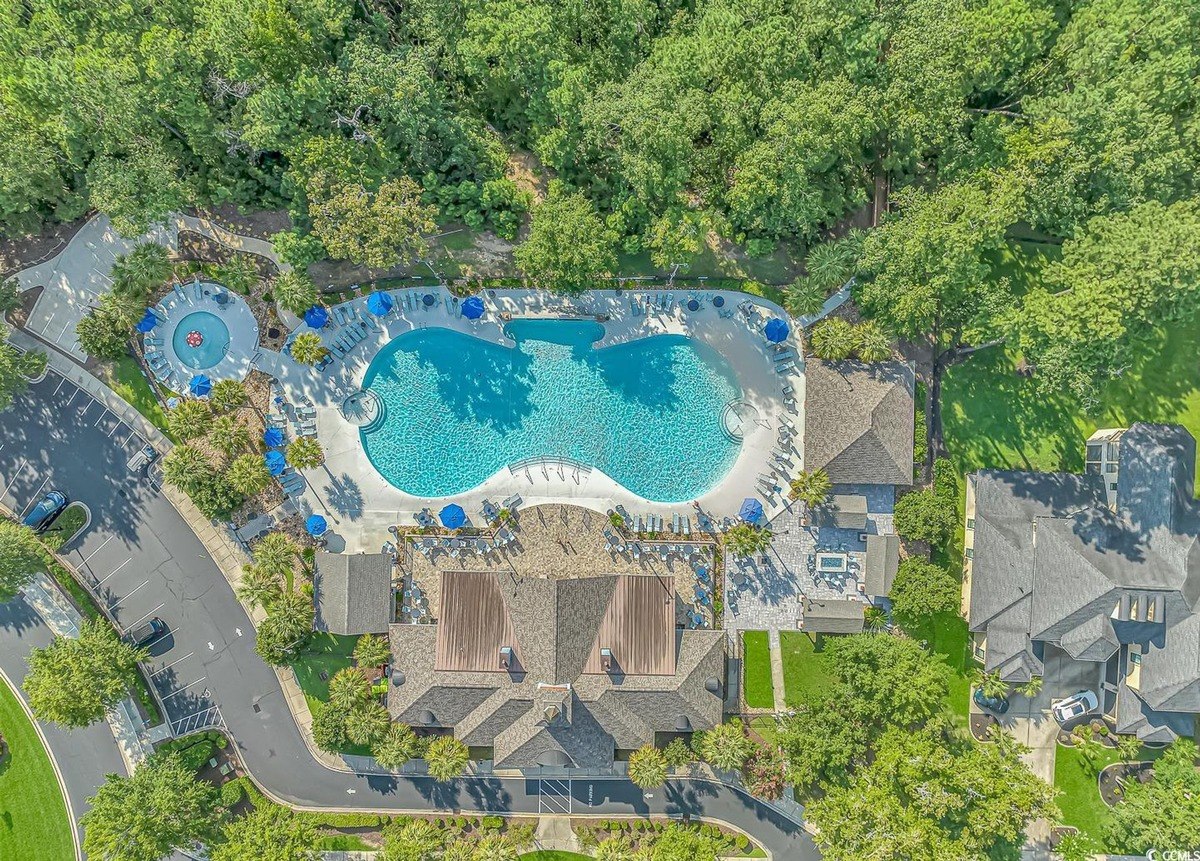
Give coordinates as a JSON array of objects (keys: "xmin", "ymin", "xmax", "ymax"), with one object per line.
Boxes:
[
  {"xmin": 768, "ymin": 630, "xmax": 787, "ymax": 712},
  {"xmin": 532, "ymin": 816, "xmax": 581, "ymax": 853}
]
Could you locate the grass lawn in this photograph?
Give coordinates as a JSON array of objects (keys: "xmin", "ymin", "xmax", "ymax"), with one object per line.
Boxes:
[
  {"xmin": 289, "ymin": 633, "xmax": 359, "ymax": 712},
  {"xmin": 0, "ymin": 674, "xmax": 74, "ymax": 861},
  {"xmin": 778, "ymin": 631, "xmax": 838, "ymax": 709},
  {"xmin": 1053, "ymin": 743, "xmax": 1163, "ymax": 850},
  {"xmin": 740, "ymin": 631, "xmax": 775, "ymax": 709},
  {"xmin": 100, "ymin": 355, "xmax": 173, "ymax": 438},
  {"xmin": 907, "ymin": 612, "xmax": 976, "ymax": 728}
]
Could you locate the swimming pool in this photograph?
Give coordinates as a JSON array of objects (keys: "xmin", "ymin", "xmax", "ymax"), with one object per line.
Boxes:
[
  {"xmin": 359, "ymin": 320, "xmax": 742, "ymax": 501},
  {"xmin": 172, "ymin": 311, "xmax": 231, "ymax": 370}
]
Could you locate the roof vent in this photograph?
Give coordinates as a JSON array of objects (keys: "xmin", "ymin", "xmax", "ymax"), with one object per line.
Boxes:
[
  {"xmin": 600, "ymin": 647, "xmax": 613, "ymax": 672},
  {"xmin": 704, "ymin": 677, "xmax": 721, "ymax": 696},
  {"xmin": 391, "ymin": 671, "xmax": 406, "ymax": 686},
  {"xmin": 500, "ymin": 646, "xmax": 513, "ymax": 669},
  {"xmin": 675, "ymin": 715, "xmax": 692, "ymax": 732},
  {"xmin": 418, "ymin": 709, "xmax": 436, "ymax": 726}
]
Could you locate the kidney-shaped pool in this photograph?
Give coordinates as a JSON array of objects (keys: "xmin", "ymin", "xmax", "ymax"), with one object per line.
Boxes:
[{"xmin": 359, "ymin": 319, "xmax": 742, "ymax": 501}]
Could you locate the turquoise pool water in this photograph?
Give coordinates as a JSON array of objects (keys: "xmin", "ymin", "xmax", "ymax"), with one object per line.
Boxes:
[
  {"xmin": 173, "ymin": 311, "xmax": 230, "ymax": 370},
  {"xmin": 360, "ymin": 320, "xmax": 742, "ymax": 501}
]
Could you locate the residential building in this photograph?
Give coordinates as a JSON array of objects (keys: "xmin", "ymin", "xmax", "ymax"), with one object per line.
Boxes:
[{"xmin": 313, "ymin": 551, "xmax": 394, "ymax": 635}]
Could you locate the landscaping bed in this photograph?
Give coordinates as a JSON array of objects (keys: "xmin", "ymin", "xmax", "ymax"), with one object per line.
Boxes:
[
  {"xmin": 573, "ymin": 818, "xmax": 764, "ymax": 857},
  {"xmin": 40, "ymin": 501, "xmax": 87, "ymax": 549}
]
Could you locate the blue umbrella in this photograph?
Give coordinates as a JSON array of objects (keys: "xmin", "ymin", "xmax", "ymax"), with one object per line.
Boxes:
[
  {"xmin": 439, "ymin": 504, "xmax": 466, "ymax": 529},
  {"xmin": 461, "ymin": 296, "xmax": 485, "ymax": 320},
  {"xmin": 367, "ymin": 291, "xmax": 394, "ymax": 316},
  {"xmin": 306, "ymin": 514, "xmax": 328, "ymax": 537},
  {"xmin": 304, "ymin": 305, "xmax": 330, "ymax": 329},
  {"xmin": 263, "ymin": 427, "xmax": 284, "ymax": 448},
  {"xmin": 135, "ymin": 309, "xmax": 158, "ymax": 333},
  {"xmin": 738, "ymin": 498, "xmax": 764, "ymax": 523},
  {"xmin": 764, "ymin": 318, "xmax": 789, "ymax": 343},
  {"xmin": 264, "ymin": 450, "xmax": 287, "ymax": 476},
  {"xmin": 188, "ymin": 375, "xmax": 212, "ymax": 397}
]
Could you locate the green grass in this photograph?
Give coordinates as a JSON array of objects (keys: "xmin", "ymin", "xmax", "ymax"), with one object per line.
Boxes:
[
  {"xmin": 1053, "ymin": 743, "xmax": 1163, "ymax": 849},
  {"xmin": 289, "ymin": 633, "xmax": 359, "ymax": 712},
  {"xmin": 740, "ymin": 631, "xmax": 775, "ymax": 709},
  {"xmin": 778, "ymin": 631, "xmax": 838, "ymax": 709},
  {"xmin": 41, "ymin": 502, "xmax": 87, "ymax": 549},
  {"xmin": 101, "ymin": 355, "xmax": 173, "ymax": 437},
  {"xmin": 907, "ymin": 612, "xmax": 976, "ymax": 728},
  {"xmin": 0, "ymin": 673, "xmax": 74, "ymax": 861}
]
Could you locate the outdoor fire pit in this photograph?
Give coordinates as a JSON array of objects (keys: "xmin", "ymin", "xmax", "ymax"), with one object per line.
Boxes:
[{"xmin": 185, "ymin": 330, "xmax": 204, "ymax": 348}]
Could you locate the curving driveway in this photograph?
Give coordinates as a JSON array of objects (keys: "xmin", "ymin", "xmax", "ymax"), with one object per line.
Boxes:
[{"xmin": 0, "ymin": 371, "xmax": 818, "ymax": 860}]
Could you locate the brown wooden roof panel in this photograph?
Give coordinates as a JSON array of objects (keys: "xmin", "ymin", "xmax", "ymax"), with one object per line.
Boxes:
[
  {"xmin": 435, "ymin": 570, "xmax": 516, "ymax": 672},
  {"xmin": 584, "ymin": 574, "xmax": 675, "ymax": 676}
]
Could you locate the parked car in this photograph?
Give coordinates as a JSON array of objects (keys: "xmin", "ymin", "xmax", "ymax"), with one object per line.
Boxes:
[
  {"xmin": 973, "ymin": 686, "xmax": 1010, "ymax": 715},
  {"xmin": 129, "ymin": 618, "xmax": 166, "ymax": 647},
  {"xmin": 1053, "ymin": 690, "xmax": 1099, "ymax": 725},
  {"xmin": 22, "ymin": 490, "xmax": 67, "ymax": 533}
]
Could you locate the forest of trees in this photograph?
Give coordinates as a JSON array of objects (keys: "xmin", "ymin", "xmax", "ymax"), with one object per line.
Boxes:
[{"xmin": 2, "ymin": 0, "xmax": 1199, "ymax": 401}]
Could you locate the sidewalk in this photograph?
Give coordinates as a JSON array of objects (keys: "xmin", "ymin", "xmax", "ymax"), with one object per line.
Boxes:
[
  {"xmin": 768, "ymin": 630, "xmax": 786, "ymax": 712},
  {"xmin": 21, "ymin": 571, "xmax": 152, "ymax": 771}
]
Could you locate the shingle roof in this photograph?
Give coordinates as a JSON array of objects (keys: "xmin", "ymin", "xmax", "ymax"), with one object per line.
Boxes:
[
  {"xmin": 312, "ymin": 551, "xmax": 393, "ymax": 635},
  {"xmin": 1059, "ymin": 614, "xmax": 1120, "ymax": 663},
  {"xmin": 864, "ymin": 534, "xmax": 900, "ymax": 596},
  {"xmin": 803, "ymin": 360, "xmax": 915, "ymax": 486},
  {"xmin": 800, "ymin": 598, "xmax": 864, "ymax": 634},
  {"xmin": 813, "ymin": 494, "xmax": 869, "ymax": 530}
]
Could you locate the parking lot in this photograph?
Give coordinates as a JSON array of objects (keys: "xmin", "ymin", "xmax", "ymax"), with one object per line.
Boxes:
[{"xmin": 0, "ymin": 371, "xmax": 237, "ymax": 735}]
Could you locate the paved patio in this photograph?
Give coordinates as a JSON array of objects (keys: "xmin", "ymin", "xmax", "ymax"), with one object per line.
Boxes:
[
  {"xmin": 397, "ymin": 504, "xmax": 718, "ymax": 629},
  {"xmin": 146, "ymin": 281, "xmax": 259, "ymax": 388},
  {"xmin": 723, "ymin": 484, "xmax": 896, "ymax": 633}
]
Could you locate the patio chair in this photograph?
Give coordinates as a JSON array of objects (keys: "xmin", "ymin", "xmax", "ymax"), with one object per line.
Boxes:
[
  {"xmin": 683, "ymin": 517, "xmax": 691, "ymax": 536},
  {"xmin": 501, "ymin": 493, "xmax": 522, "ymax": 510},
  {"xmin": 631, "ymin": 543, "xmax": 641, "ymax": 560}
]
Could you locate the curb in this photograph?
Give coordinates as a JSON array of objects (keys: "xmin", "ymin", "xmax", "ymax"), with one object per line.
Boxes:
[{"xmin": 0, "ymin": 665, "xmax": 84, "ymax": 861}]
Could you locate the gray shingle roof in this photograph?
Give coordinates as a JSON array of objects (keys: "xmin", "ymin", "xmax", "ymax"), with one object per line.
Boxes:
[
  {"xmin": 813, "ymin": 494, "xmax": 869, "ymax": 530},
  {"xmin": 1116, "ymin": 423, "xmax": 1196, "ymax": 534},
  {"xmin": 1059, "ymin": 614, "xmax": 1120, "ymax": 663},
  {"xmin": 864, "ymin": 534, "xmax": 900, "ymax": 596},
  {"xmin": 312, "ymin": 551, "xmax": 393, "ymax": 635},
  {"xmin": 803, "ymin": 360, "xmax": 915, "ymax": 486},
  {"xmin": 799, "ymin": 598, "xmax": 864, "ymax": 634}
]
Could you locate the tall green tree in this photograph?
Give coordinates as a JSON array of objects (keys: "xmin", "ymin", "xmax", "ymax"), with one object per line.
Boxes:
[
  {"xmin": 1107, "ymin": 738, "xmax": 1200, "ymax": 853},
  {"xmin": 0, "ymin": 519, "xmax": 42, "ymax": 601},
  {"xmin": 311, "ymin": 177, "xmax": 436, "ymax": 268},
  {"xmin": 81, "ymin": 753, "xmax": 219, "ymax": 861},
  {"xmin": 697, "ymin": 719, "xmax": 754, "ymax": 772},
  {"xmin": 627, "ymin": 744, "xmax": 668, "ymax": 789},
  {"xmin": 424, "ymin": 735, "xmax": 469, "ymax": 782},
  {"xmin": 889, "ymin": 558, "xmax": 961, "ymax": 624},
  {"xmin": 515, "ymin": 182, "xmax": 617, "ymax": 294},
  {"xmin": 210, "ymin": 805, "xmax": 321, "ymax": 861}
]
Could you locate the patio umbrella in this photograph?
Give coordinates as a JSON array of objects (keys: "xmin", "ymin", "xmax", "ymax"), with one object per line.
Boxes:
[
  {"xmin": 422, "ymin": 293, "xmax": 436, "ymax": 307},
  {"xmin": 303, "ymin": 305, "xmax": 330, "ymax": 329},
  {"xmin": 687, "ymin": 298, "xmax": 700, "ymax": 312},
  {"xmin": 738, "ymin": 497, "xmax": 764, "ymax": 523},
  {"xmin": 461, "ymin": 296, "xmax": 485, "ymax": 320},
  {"xmin": 264, "ymin": 450, "xmax": 287, "ymax": 476},
  {"xmin": 135, "ymin": 309, "xmax": 158, "ymax": 333},
  {"xmin": 764, "ymin": 318, "xmax": 789, "ymax": 343},
  {"xmin": 263, "ymin": 427, "xmax": 284, "ymax": 448},
  {"xmin": 306, "ymin": 514, "xmax": 328, "ymax": 537},
  {"xmin": 366, "ymin": 291, "xmax": 393, "ymax": 316},
  {"xmin": 712, "ymin": 295, "xmax": 725, "ymax": 308},
  {"xmin": 188, "ymin": 374, "xmax": 212, "ymax": 397},
  {"xmin": 439, "ymin": 503, "xmax": 466, "ymax": 529}
]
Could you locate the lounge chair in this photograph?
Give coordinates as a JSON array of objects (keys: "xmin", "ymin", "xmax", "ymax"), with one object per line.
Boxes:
[
  {"xmin": 501, "ymin": 493, "xmax": 522, "ymax": 510},
  {"xmin": 683, "ymin": 517, "xmax": 691, "ymax": 536}
]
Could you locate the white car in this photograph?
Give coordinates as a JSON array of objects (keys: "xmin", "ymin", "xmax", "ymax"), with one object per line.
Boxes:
[{"xmin": 1052, "ymin": 690, "xmax": 1099, "ymax": 725}]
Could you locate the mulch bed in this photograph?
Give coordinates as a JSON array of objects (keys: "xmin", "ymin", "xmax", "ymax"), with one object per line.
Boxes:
[
  {"xmin": 186, "ymin": 205, "xmax": 292, "ymax": 242},
  {"xmin": 0, "ymin": 217, "xmax": 87, "ymax": 280},
  {"xmin": 970, "ymin": 712, "xmax": 997, "ymax": 741},
  {"xmin": 1099, "ymin": 761, "xmax": 1154, "ymax": 806}
]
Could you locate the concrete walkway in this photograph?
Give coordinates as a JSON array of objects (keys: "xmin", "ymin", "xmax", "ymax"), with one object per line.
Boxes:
[
  {"xmin": 768, "ymin": 630, "xmax": 787, "ymax": 712},
  {"xmin": 532, "ymin": 816, "xmax": 581, "ymax": 853}
]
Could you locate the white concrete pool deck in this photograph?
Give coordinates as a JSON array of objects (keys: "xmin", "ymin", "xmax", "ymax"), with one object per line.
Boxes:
[
  {"xmin": 145, "ymin": 282, "xmax": 259, "ymax": 388},
  {"xmin": 257, "ymin": 288, "xmax": 804, "ymax": 554}
]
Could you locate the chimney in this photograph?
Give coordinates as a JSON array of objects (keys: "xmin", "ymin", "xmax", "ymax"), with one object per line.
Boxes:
[
  {"xmin": 600, "ymin": 647, "xmax": 613, "ymax": 672},
  {"xmin": 499, "ymin": 646, "xmax": 513, "ymax": 669}
]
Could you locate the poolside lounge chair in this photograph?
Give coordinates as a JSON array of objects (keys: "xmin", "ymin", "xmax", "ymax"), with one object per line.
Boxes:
[
  {"xmin": 683, "ymin": 517, "xmax": 691, "ymax": 536},
  {"xmin": 501, "ymin": 493, "xmax": 522, "ymax": 510},
  {"xmin": 173, "ymin": 283, "xmax": 187, "ymax": 302},
  {"xmin": 152, "ymin": 303, "xmax": 169, "ymax": 322},
  {"xmin": 670, "ymin": 513, "xmax": 680, "ymax": 533},
  {"xmin": 631, "ymin": 543, "xmax": 641, "ymax": 560}
]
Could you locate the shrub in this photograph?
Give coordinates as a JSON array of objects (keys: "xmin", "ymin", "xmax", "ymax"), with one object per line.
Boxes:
[
  {"xmin": 219, "ymin": 779, "xmax": 245, "ymax": 808},
  {"xmin": 481, "ymin": 816, "xmax": 504, "ymax": 831}
]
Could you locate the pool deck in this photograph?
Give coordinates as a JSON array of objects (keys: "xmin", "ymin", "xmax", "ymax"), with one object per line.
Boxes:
[
  {"xmin": 146, "ymin": 281, "xmax": 259, "ymax": 389},
  {"xmin": 257, "ymin": 288, "xmax": 803, "ymax": 554}
]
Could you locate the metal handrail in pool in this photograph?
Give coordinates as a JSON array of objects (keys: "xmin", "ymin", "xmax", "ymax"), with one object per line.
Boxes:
[{"xmin": 507, "ymin": 455, "xmax": 594, "ymax": 476}]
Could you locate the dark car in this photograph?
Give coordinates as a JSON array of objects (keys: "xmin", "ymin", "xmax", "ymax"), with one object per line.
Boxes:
[
  {"xmin": 974, "ymin": 686, "xmax": 1010, "ymax": 715},
  {"xmin": 129, "ymin": 618, "xmax": 166, "ymax": 647},
  {"xmin": 22, "ymin": 490, "xmax": 67, "ymax": 533}
]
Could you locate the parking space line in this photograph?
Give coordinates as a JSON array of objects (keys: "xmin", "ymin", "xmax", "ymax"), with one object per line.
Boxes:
[
  {"xmin": 64, "ymin": 389, "xmax": 78, "ymax": 407},
  {"xmin": 19, "ymin": 476, "xmax": 51, "ymax": 515},
  {"xmin": 121, "ymin": 432, "xmax": 135, "ymax": 447},
  {"xmin": 93, "ymin": 409, "xmax": 108, "ymax": 427},
  {"xmin": 161, "ymin": 677, "xmax": 207, "ymax": 701},
  {"xmin": 96, "ymin": 558, "xmax": 131, "ymax": 586},
  {"xmin": 52, "ymin": 376, "xmax": 66, "ymax": 396},
  {"xmin": 2, "ymin": 459, "xmax": 27, "ymax": 496},
  {"xmin": 123, "ymin": 603, "xmax": 165, "ymax": 631},
  {"xmin": 106, "ymin": 421, "xmax": 122, "ymax": 437},
  {"xmin": 151, "ymin": 652, "xmax": 195, "ymax": 677},
  {"xmin": 78, "ymin": 400, "xmax": 92, "ymax": 420},
  {"xmin": 79, "ymin": 535, "xmax": 114, "ymax": 563},
  {"xmin": 109, "ymin": 578, "xmax": 149, "ymax": 608}
]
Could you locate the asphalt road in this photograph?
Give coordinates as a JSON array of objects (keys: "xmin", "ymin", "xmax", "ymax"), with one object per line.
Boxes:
[{"xmin": 0, "ymin": 371, "xmax": 819, "ymax": 860}]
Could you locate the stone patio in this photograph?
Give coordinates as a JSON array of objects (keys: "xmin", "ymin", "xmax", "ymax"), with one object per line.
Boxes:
[
  {"xmin": 398, "ymin": 504, "xmax": 718, "ymax": 629},
  {"xmin": 724, "ymin": 484, "xmax": 896, "ymax": 633}
]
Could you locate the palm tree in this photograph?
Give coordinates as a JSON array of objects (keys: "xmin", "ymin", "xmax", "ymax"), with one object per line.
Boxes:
[
  {"xmin": 853, "ymin": 320, "xmax": 893, "ymax": 362},
  {"xmin": 235, "ymin": 564, "xmax": 282, "ymax": 610},
  {"xmin": 372, "ymin": 722, "xmax": 418, "ymax": 768},
  {"xmin": 383, "ymin": 819, "xmax": 442, "ymax": 859},
  {"xmin": 286, "ymin": 437, "xmax": 324, "ymax": 470},
  {"xmin": 863, "ymin": 606, "xmax": 888, "ymax": 631},
  {"xmin": 627, "ymin": 744, "xmax": 668, "ymax": 789},
  {"xmin": 803, "ymin": 234, "xmax": 860, "ymax": 291},
  {"xmin": 783, "ymin": 280, "xmax": 826, "ymax": 317},
  {"xmin": 162, "ymin": 445, "xmax": 211, "ymax": 490},
  {"xmin": 167, "ymin": 399, "xmax": 213, "ymax": 441},
  {"xmin": 112, "ymin": 243, "xmax": 171, "ymax": 299},
  {"xmin": 975, "ymin": 668, "xmax": 1010, "ymax": 701},
  {"xmin": 807, "ymin": 318, "xmax": 856, "ymax": 361},
  {"xmin": 594, "ymin": 836, "xmax": 635, "ymax": 861},
  {"xmin": 272, "ymin": 271, "xmax": 321, "ymax": 315},
  {"xmin": 424, "ymin": 736, "xmax": 469, "ymax": 782},
  {"xmin": 441, "ymin": 843, "xmax": 476, "ymax": 861},
  {"xmin": 1017, "ymin": 675, "xmax": 1043, "ymax": 699},
  {"xmin": 788, "ymin": 468, "xmax": 831, "ymax": 507},
  {"xmin": 252, "ymin": 532, "xmax": 297, "ymax": 579},
  {"xmin": 271, "ymin": 588, "xmax": 314, "ymax": 631},
  {"xmin": 344, "ymin": 700, "xmax": 391, "ymax": 746},
  {"xmin": 327, "ymin": 667, "xmax": 370, "ymax": 710},
  {"xmin": 290, "ymin": 332, "xmax": 327, "ymax": 366},
  {"xmin": 1115, "ymin": 734, "xmax": 1142, "ymax": 763},
  {"xmin": 724, "ymin": 523, "xmax": 773, "ymax": 558},
  {"xmin": 353, "ymin": 633, "xmax": 391, "ymax": 668},
  {"xmin": 226, "ymin": 454, "xmax": 271, "ymax": 497},
  {"xmin": 698, "ymin": 719, "xmax": 753, "ymax": 772},
  {"xmin": 472, "ymin": 835, "xmax": 517, "ymax": 861},
  {"xmin": 986, "ymin": 723, "xmax": 1029, "ymax": 759},
  {"xmin": 216, "ymin": 254, "xmax": 258, "ymax": 295},
  {"xmin": 209, "ymin": 415, "xmax": 251, "ymax": 456},
  {"xmin": 209, "ymin": 379, "xmax": 247, "ymax": 414}
]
